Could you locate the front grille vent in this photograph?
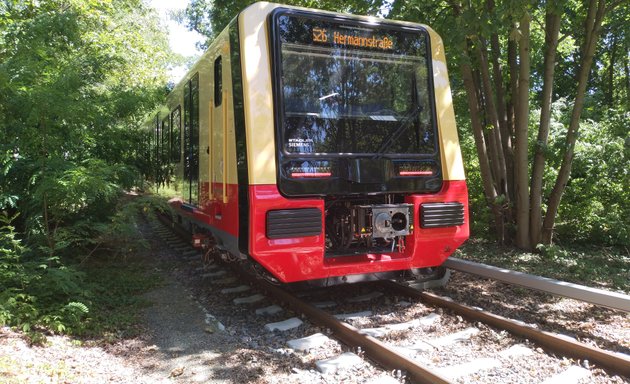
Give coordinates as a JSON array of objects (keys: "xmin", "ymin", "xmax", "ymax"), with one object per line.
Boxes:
[
  {"xmin": 266, "ymin": 208, "xmax": 322, "ymax": 239},
  {"xmin": 421, "ymin": 202, "xmax": 465, "ymax": 228}
]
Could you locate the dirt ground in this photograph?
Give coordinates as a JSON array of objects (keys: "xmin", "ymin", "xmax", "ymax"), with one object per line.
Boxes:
[{"xmin": 0, "ymin": 271, "xmax": 239, "ymax": 383}]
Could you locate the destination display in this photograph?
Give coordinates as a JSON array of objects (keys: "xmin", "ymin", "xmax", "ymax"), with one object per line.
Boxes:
[{"xmin": 275, "ymin": 13, "xmax": 429, "ymax": 56}]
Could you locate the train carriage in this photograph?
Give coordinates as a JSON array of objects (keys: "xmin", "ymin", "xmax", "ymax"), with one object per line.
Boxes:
[{"xmin": 151, "ymin": 2, "xmax": 469, "ymax": 285}]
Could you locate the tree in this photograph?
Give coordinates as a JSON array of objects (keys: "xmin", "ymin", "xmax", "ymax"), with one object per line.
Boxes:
[
  {"xmin": 390, "ymin": 0, "xmax": 625, "ymax": 249},
  {"xmin": 0, "ymin": 0, "xmax": 171, "ymax": 230},
  {"xmin": 0, "ymin": 0, "xmax": 173, "ymax": 334}
]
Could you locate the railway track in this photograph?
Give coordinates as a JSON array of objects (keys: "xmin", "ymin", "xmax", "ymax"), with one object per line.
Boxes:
[
  {"xmin": 244, "ymin": 273, "xmax": 630, "ymax": 383},
  {"xmin": 150, "ymin": 214, "xmax": 629, "ymax": 383}
]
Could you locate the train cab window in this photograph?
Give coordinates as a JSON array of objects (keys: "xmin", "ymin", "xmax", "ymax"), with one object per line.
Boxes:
[
  {"xmin": 273, "ymin": 14, "xmax": 437, "ymax": 156},
  {"xmin": 171, "ymin": 106, "xmax": 181, "ymax": 162},
  {"xmin": 214, "ymin": 56, "xmax": 222, "ymax": 107}
]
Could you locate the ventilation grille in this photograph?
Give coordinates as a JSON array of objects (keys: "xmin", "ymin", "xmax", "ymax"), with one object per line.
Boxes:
[
  {"xmin": 266, "ymin": 208, "xmax": 322, "ymax": 239},
  {"xmin": 421, "ymin": 202, "xmax": 465, "ymax": 228}
]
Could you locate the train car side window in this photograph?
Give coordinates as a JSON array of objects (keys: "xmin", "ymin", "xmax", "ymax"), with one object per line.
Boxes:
[
  {"xmin": 214, "ymin": 56, "xmax": 222, "ymax": 107},
  {"xmin": 171, "ymin": 106, "xmax": 181, "ymax": 163},
  {"xmin": 154, "ymin": 114, "xmax": 160, "ymax": 166},
  {"xmin": 161, "ymin": 116, "xmax": 169, "ymax": 165},
  {"xmin": 184, "ymin": 81, "xmax": 191, "ymax": 179}
]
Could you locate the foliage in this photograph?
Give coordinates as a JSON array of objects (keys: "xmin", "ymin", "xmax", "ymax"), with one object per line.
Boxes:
[
  {"xmin": 386, "ymin": 0, "xmax": 627, "ymax": 248},
  {"xmin": 458, "ymin": 240, "xmax": 630, "ymax": 292},
  {"xmin": 0, "ymin": 0, "xmax": 170, "ymax": 204},
  {"xmin": 554, "ymin": 111, "xmax": 630, "ymax": 245},
  {"xmin": 0, "ymin": 0, "xmax": 172, "ymax": 340},
  {"xmin": 0, "ymin": 195, "xmax": 166, "ymax": 341},
  {"xmin": 0, "ymin": 213, "xmax": 88, "ymax": 339}
]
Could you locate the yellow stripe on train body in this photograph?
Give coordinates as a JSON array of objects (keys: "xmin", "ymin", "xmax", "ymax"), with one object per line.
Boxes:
[
  {"xmin": 425, "ymin": 27, "xmax": 465, "ymax": 181},
  {"xmin": 239, "ymin": 2, "xmax": 277, "ymax": 185}
]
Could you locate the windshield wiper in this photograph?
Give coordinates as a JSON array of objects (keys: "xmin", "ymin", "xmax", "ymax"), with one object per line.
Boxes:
[{"xmin": 373, "ymin": 105, "xmax": 422, "ymax": 158}]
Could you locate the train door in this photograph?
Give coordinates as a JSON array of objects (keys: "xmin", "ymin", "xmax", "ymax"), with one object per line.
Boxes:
[
  {"xmin": 210, "ymin": 53, "xmax": 227, "ymax": 207},
  {"xmin": 183, "ymin": 73, "xmax": 200, "ymax": 204}
]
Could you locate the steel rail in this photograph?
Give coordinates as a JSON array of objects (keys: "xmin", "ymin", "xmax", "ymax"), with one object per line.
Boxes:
[
  {"xmin": 251, "ymin": 277, "xmax": 453, "ymax": 384},
  {"xmin": 384, "ymin": 281, "xmax": 630, "ymax": 378},
  {"xmin": 443, "ymin": 257, "xmax": 630, "ymax": 312}
]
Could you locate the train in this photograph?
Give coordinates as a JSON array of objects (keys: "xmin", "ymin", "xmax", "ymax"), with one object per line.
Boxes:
[{"xmin": 149, "ymin": 2, "xmax": 469, "ymax": 286}]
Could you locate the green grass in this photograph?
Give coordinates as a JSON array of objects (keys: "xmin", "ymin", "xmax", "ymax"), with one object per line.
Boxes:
[{"xmin": 455, "ymin": 239, "xmax": 630, "ymax": 293}]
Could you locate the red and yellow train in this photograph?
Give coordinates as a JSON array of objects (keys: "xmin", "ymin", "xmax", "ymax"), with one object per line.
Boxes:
[{"xmin": 150, "ymin": 2, "xmax": 469, "ymax": 285}]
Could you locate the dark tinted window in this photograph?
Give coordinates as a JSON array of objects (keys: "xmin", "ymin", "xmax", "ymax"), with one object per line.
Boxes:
[
  {"xmin": 161, "ymin": 116, "xmax": 169, "ymax": 164},
  {"xmin": 214, "ymin": 56, "xmax": 222, "ymax": 106},
  {"xmin": 171, "ymin": 106, "xmax": 181, "ymax": 162},
  {"xmin": 183, "ymin": 73, "xmax": 200, "ymax": 203},
  {"xmin": 154, "ymin": 114, "xmax": 160, "ymax": 164},
  {"xmin": 277, "ymin": 15, "xmax": 436, "ymax": 156},
  {"xmin": 184, "ymin": 81, "xmax": 191, "ymax": 176}
]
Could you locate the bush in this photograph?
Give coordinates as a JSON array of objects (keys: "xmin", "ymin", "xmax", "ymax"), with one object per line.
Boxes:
[
  {"xmin": 0, "ymin": 194, "xmax": 165, "ymax": 341},
  {"xmin": 554, "ymin": 111, "xmax": 630, "ymax": 246},
  {"xmin": 0, "ymin": 214, "xmax": 89, "ymax": 338}
]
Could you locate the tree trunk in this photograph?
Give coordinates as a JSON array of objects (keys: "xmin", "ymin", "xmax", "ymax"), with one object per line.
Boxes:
[
  {"xmin": 542, "ymin": 0, "xmax": 608, "ymax": 244},
  {"xmin": 507, "ymin": 39, "xmax": 518, "ymax": 207},
  {"xmin": 529, "ymin": 7, "xmax": 561, "ymax": 246},
  {"xmin": 490, "ymin": 33, "xmax": 514, "ymax": 204},
  {"xmin": 625, "ymin": 42, "xmax": 630, "ymax": 110},
  {"xmin": 476, "ymin": 42, "xmax": 509, "ymax": 200},
  {"xmin": 484, "ymin": 0, "xmax": 510, "ymax": 202},
  {"xmin": 514, "ymin": 13, "xmax": 532, "ymax": 250},
  {"xmin": 460, "ymin": 53, "xmax": 506, "ymax": 243},
  {"xmin": 472, "ymin": 62, "xmax": 502, "ymax": 190}
]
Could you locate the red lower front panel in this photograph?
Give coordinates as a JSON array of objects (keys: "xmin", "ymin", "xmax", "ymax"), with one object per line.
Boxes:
[{"xmin": 249, "ymin": 181, "xmax": 469, "ymax": 283}]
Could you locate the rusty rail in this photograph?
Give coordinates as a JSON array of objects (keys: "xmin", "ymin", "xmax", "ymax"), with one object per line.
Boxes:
[
  {"xmin": 254, "ymin": 277, "xmax": 453, "ymax": 384},
  {"xmin": 384, "ymin": 281, "xmax": 630, "ymax": 378}
]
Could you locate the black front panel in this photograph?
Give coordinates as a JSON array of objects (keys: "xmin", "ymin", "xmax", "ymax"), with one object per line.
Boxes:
[
  {"xmin": 269, "ymin": 9, "xmax": 442, "ymax": 197},
  {"xmin": 266, "ymin": 208, "xmax": 322, "ymax": 239}
]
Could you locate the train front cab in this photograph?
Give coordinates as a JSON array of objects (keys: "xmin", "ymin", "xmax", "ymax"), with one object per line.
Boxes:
[{"xmin": 238, "ymin": 3, "xmax": 469, "ymax": 284}]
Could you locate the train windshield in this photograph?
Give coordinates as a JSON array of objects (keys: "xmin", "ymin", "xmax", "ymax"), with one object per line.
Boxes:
[{"xmin": 275, "ymin": 14, "xmax": 437, "ymax": 156}]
